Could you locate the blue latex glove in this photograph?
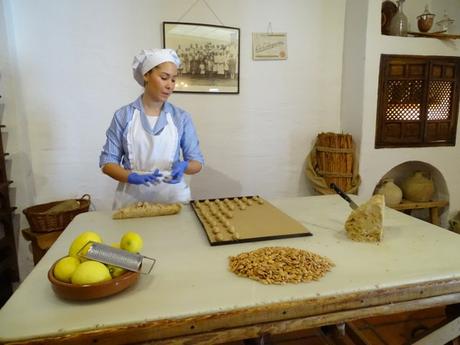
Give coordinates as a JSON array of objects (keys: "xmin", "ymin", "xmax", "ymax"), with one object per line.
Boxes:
[
  {"xmin": 127, "ymin": 169, "xmax": 162, "ymax": 186},
  {"xmin": 165, "ymin": 161, "xmax": 189, "ymax": 184}
]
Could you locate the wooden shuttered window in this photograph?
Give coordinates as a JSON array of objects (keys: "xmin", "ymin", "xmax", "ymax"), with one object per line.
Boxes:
[{"xmin": 375, "ymin": 54, "xmax": 460, "ymax": 148}]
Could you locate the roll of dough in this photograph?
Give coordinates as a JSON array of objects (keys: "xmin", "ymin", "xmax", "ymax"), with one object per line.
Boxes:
[{"xmin": 112, "ymin": 201, "xmax": 182, "ymax": 220}]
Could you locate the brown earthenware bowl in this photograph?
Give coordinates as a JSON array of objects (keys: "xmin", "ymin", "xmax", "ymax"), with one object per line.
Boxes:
[
  {"xmin": 48, "ymin": 259, "xmax": 140, "ymax": 301},
  {"xmin": 417, "ymin": 16, "xmax": 434, "ymax": 33}
]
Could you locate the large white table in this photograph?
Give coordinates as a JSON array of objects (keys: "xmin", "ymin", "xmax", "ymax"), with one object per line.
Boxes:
[{"xmin": 1, "ymin": 195, "xmax": 460, "ymax": 344}]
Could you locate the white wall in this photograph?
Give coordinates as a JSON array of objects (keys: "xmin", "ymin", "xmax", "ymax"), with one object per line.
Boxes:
[
  {"xmin": 341, "ymin": 0, "xmax": 368, "ymax": 143},
  {"xmin": 2, "ymin": 0, "xmax": 346, "ymax": 279},
  {"xmin": 0, "ymin": 0, "xmax": 36, "ymax": 279},
  {"xmin": 342, "ymin": 1, "xmax": 460, "ymax": 225},
  {"xmin": 4, "ymin": 0, "xmax": 460, "ymax": 281},
  {"xmin": 405, "ymin": 0, "xmax": 459, "ymax": 34}
]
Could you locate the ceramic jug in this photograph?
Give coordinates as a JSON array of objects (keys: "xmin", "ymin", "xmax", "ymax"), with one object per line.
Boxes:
[
  {"xmin": 389, "ymin": 0, "xmax": 408, "ymax": 36},
  {"xmin": 401, "ymin": 171, "xmax": 434, "ymax": 202},
  {"xmin": 449, "ymin": 211, "xmax": 460, "ymax": 234},
  {"xmin": 376, "ymin": 178, "xmax": 402, "ymax": 207}
]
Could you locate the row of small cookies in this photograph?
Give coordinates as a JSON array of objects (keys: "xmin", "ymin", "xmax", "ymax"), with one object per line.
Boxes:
[
  {"xmin": 194, "ymin": 204, "xmax": 240, "ymax": 241},
  {"xmin": 195, "ymin": 196, "xmax": 264, "ymax": 212},
  {"xmin": 193, "ymin": 196, "xmax": 265, "ymax": 242}
]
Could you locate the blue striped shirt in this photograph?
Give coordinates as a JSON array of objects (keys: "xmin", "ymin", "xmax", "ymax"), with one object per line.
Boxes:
[{"xmin": 99, "ymin": 96, "xmax": 204, "ymax": 169}]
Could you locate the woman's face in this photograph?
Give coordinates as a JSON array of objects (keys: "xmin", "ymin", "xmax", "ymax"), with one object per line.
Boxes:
[{"xmin": 143, "ymin": 62, "xmax": 177, "ymax": 102}]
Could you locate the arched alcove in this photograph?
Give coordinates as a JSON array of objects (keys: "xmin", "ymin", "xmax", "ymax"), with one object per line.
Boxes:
[{"xmin": 373, "ymin": 160, "xmax": 449, "ymax": 228}]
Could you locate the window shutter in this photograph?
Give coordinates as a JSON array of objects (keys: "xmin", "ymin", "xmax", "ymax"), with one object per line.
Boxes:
[{"xmin": 375, "ymin": 55, "xmax": 460, "ymax": 148}]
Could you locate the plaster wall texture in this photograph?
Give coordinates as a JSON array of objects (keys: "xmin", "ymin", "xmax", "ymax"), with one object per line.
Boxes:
[{"xmin": 2, "ymin": 0, "xmax": 459, "ymax": 280}]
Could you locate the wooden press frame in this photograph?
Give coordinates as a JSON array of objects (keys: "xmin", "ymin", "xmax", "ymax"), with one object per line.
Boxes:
[{"xmin": 7, "ymin": 278, "xmax": 460, "ymax": 344}]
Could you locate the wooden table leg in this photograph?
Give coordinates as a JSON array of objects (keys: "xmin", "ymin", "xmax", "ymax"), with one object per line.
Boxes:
[
  {"xmin": 410, "ymin": 316, "xmax": 460, "ymax": 344},
  {"xmin": 21, "ymin": 229, "xmax": 63, "ymax": 265},
  {"xmin": 447, "ymin": 305, "xmax": 460, "ymax": 345},
  {"xmin": 344, "ymin": 323, "xmax": 371, "ymax": 345},
  {"xmin": 429, "ymin": 207, "xmax": 440, "ymax": 226}
]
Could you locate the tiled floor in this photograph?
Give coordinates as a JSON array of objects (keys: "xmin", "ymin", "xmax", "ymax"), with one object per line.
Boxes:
[{"xmin": 222, "ymin": 307, "xmax": 455, "ymax": 345}]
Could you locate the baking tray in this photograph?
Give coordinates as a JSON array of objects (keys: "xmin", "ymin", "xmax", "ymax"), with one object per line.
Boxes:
[{"xmin": 191, "ymin": 196, "xmax": 312, "ymax": 246}]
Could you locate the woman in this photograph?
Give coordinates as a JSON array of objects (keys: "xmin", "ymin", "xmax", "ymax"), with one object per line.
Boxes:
[{"xmin": 99, "ymin": 49, "xmax": 204, "ymax": 209}]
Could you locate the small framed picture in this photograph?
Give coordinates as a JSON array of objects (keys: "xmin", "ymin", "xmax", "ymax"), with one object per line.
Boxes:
[
  {"xmin": 163, "ymin": 21, "xmax": 240, "ymax": 94},
  {"xmin": 252, "ymin": 33, "xmax": 288, "ymax": 60}
]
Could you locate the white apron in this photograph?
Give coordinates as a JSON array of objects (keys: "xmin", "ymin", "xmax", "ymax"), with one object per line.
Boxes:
[{"xmin": 113, "ymin": 109, "xmax": 191, "ymax": 209}]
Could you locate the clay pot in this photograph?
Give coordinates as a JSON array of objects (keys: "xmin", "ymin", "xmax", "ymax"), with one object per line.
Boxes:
[
  {"xmin": 401, "ymin": 171, "xmax": 434, "ymax": 202},
  {"xmin": 376, "ymin": 178, "xmax": 403, "ymax": 207},
  {"xmin": 449, "ymin": 212, "xmax": 460, "ymax": 234},
  {"xmin": 417, "ymin": 5, "xmax": 435, "ymax": 33},
  {"xmin": 417, "ymin": 16, "xmax": 434, "ymax": 32}
]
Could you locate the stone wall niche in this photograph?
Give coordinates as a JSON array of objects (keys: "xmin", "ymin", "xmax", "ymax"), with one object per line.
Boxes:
[{"xmin": 374, "ymin": 160, "xmax": 449, "ymax": 227}]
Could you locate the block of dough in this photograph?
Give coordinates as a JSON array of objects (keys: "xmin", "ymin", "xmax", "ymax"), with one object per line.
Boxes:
[
  {"xmin": 345, "ymin": 194, "xmax": 384, "ymax": 242},
  {"xmin": 113, "ymin": 201, "xmax": 182, "ymax": 220}
]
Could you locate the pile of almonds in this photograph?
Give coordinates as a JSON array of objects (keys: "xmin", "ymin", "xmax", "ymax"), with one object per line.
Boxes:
[{"xmin": 229, "ymin": 246, "xmax": 334, "ymax": 284}]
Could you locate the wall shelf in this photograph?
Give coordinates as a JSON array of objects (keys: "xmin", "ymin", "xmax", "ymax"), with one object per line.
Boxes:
[
  {"xmin": 390, "ymin": 199, "xmax": 449, "ymax": 226},
  {"xmin": 408, "ymin": 31, "xmax": 460, "ymax": 40}
]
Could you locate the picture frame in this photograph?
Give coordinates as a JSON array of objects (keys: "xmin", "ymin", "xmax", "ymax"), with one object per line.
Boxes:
[
  {"xmin": 252, "ymin": 32, "xmax": 288, "ymax": 60},
  {"xmin": 163, "ymin": 21, "xmax": 240, "ymax": 94}
]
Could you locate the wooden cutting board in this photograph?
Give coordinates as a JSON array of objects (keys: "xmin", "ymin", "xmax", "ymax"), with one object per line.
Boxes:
[{"xmin": 191, "ymin": 196, "xmax": 312, "ymax": 246}]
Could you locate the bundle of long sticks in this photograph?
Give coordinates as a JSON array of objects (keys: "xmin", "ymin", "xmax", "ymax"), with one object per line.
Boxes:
[{"xmin": 316, "ymin": 132, "xmax": 354, "ymax": 191}]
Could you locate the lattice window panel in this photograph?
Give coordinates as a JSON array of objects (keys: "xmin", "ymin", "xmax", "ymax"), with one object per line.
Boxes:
[
  {"xmin": 376, "ymin": 55, "xmax": 460, "ymax": 148},
  {"xmin": 386, "ymin": 104, "xmax": 420, "ymax": 120},
  {"xmin": 427, "ymin": 80, "xmax": 453, "ymax": 121},
  {"xmin": 385, "ymin": 80, "xmax": 422, "ymax": 121}
]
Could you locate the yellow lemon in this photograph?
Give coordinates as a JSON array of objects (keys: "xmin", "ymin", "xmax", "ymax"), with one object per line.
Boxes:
[
  {"xmin": 68, "ymin": 231, "xmax": 103, "ymax": 259},
  {"xmin": 53, "ymin": 256, "xmax": 80, "ymax": 283},
  {"xmin": 120, "ymin": 232, "xmax": 143, "ymax": 253},
  {"xmin": 108, "ymin": 265, "xmax": 126, "ymax": 278},
  {"xmin": 111, "ymin": 242, "xmax": 121, "ymax": 249},
  {"xmin": 71, "ymin": 260, "xmax": 112, "ymax": 285}
]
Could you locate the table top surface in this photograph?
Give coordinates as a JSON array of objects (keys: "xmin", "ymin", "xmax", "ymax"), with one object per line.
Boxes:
[{"xmin": 2, "ymin": 195, "xmax": 460, "ymax": 342}]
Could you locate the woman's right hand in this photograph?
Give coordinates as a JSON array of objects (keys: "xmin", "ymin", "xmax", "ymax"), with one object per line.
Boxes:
[{"xmin": 127, "ymin": 169, "xmax": 163, "ymax": 186}]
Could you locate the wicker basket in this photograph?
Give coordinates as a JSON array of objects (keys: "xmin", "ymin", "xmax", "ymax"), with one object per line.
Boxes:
[{"xmin": 23, "ymin": 194, "xmax": 91, "ymax": 233}]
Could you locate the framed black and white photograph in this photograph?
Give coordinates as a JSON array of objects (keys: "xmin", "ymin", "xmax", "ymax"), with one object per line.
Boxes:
[{"xmin": 163, "ymin": 21, "xmax": 240, "ymax": 94}]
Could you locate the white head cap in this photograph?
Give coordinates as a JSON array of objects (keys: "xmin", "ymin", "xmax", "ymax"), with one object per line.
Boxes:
[{"xmin": 132, "ymin": 48, "xmax": 181, "ymax": 87}]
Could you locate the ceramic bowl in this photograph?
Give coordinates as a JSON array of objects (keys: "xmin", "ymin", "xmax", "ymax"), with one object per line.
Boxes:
[
  {"xmin": 48, "ymin": 259, "xmax": 140, "ymax": 300},
  {"xmin": 417, "ymin": 16, "xmax": 434, "ymax": 33}
]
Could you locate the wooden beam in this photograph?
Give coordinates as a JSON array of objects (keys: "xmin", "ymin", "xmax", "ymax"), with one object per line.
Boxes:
[{"xmin": 5, "ymin": 290, "xmax": 460, "ymax": 345}]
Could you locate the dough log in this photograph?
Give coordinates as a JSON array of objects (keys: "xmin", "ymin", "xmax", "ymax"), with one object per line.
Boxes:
[{"xmin": 113, "ymin": 201, "xmax": 182, "ymax": 220}]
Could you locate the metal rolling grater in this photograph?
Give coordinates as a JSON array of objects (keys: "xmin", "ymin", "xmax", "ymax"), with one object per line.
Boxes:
[{"xmin": 78, "ymin": 241, "xmax": 156, "ymax": 274}]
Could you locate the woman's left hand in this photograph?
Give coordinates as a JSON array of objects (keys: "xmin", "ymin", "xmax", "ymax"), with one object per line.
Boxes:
[
  {"xmin": 165, "ymin": 161, "xmax": 189, "ymax": 184},
  {"xmin": 128, "ymin": 169, "xmax": 163, "ymax": 185}
]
